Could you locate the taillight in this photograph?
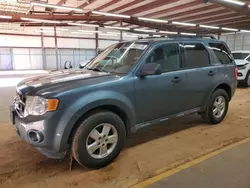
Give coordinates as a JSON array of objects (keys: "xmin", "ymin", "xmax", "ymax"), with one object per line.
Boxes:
[{"xmin": 234, "ymin": 66, "xmax": 238, "ymax": 79}]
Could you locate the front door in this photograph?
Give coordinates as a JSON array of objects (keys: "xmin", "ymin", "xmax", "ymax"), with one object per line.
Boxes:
[{"xmin": 134, "ymin": 43, "xmax": 187, "ymax": 124}]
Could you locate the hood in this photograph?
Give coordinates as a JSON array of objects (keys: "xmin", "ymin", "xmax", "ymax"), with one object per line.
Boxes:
[
  {"xmin": 234, "ymin": 59, "xmax": 248, "ymax": 66},
  {"xmin": 16, "ymin": 68, "xmax": 121, "ymax": 96}
]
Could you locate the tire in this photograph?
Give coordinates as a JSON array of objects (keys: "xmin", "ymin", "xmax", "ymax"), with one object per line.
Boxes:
[
  {"xmin": 71, "ymin": 110, "xmax": 126, "ymax": 169},
  {"xmin": 243, "ymin": 71, "xmax": 250, "ymax": 87},
  {"xmin": 201, "ymin": 89, "xmax": 229, "ymax": 124}
]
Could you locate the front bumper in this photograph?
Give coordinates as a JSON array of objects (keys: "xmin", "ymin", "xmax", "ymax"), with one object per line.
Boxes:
[{"xmin": 10, "ymin": 105, "xmax": 67, "ymax": 159}]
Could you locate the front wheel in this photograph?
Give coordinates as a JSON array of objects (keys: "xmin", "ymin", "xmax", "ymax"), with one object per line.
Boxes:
[
  {"xmin": 71, "ymin": 111, "xmax": 126, "ymax": 169},
  {"xmin": 201, "ymin": 89, "xmax": 229, "ymax": 124}
]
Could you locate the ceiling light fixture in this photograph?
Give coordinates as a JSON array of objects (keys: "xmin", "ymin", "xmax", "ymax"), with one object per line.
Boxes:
[
  {"xmin": 30, "ymin": 2, "xmax": 84, "ymax": 12},
  {"xmin": 104, "ymin": 26, "xmax": 130, "ymax": 30},
  {"xmin": 180, "ymin": 32, "xmax": 196, "ymax": 36},
  {"xmin": 92, "ymin": 11, "xmax": 131, "ymax": 19},
  {"xmin": 159, "ymin": 31, "xmax": 178, "ymax": 34},
  {"xmin": 99, "ymin": 33, "xmax": 118, "ymax": 36},
  {"xmin": 71, "ymin": 32, "xmax": 93, "ymax": 35},
  {"xmin": 107, "ymin": 32, "xmax": 121, "ymax": 35},
  {"xmin": 153, "ymin": 35, "xmax": 162, "ymax": 37},
  {"xmin": 240, "ymin": 30, "xmax": 250, "ymax": 32},
  {"xmin": 40, "ymin": 27, "xmax": 68, "ymax": 31},
  {"xmin": 220, "ymin": 0, "xmax": 245, "ymax": 6},
  {"xmin": 35, "ymin": 30, "xmax": 61, "ymax": 33},
  {"xmin": 0, "ymin": 15, "xmax": 12, "ymax": 19},
  {"xmin": 68, "ymin": 23, "xmax": 99, "ymax": 27},
  {"xmin": 123, "ymin": 35, "xmax": 138, "ymax": 38},
  {"xmin": 78, "ymin": 30, "xmax": 101, "ymax": 33},
  {"xmin": 222, "ymin": 27, "xmax": 238, "ymax": 31},
  {"xmin": 199, "ymin": 24, "xmax": 220, "ymax": 29},
  {"xmin": 134, "ymin": 28, "xmax": 157, "ymax": 33},
  {"xmin": 172, "ymin": 21, "xmax": 196, "ymax": 27},
  {"xmin": 21, "ymin": 17, "xmax": 61, "ymax": 24},
  {"xmin": 138, "ymin": 17, "xmax": 168, "ymax": 23}
]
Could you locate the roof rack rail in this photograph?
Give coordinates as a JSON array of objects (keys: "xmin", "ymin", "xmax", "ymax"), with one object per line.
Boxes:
[{"xmin": 138, "ymin": 34, "xmax": 216, "ymax": 40}]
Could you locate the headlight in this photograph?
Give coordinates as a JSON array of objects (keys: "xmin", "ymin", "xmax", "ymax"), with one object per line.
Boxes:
[
  {"xmin": 24, "ymin": 96, "xmax": 59, "ymax": 116},
  {"xmin": 238, "ymin": 65, "xmax": 246, "ymax": 70}
]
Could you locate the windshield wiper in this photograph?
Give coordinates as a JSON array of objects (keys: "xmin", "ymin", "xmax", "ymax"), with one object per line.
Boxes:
[{"xmin": 87, "ymin": 67, "xmax": 102, "ymax": 72}]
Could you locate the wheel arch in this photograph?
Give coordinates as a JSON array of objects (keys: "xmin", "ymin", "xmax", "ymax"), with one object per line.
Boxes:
[
  {"xmin": 213, "ymin": 83, "xmax": 232, "ymax": 101},
  {"xmin": 55, "ymin": 91, "xmax": 136, "ymax": 152}
]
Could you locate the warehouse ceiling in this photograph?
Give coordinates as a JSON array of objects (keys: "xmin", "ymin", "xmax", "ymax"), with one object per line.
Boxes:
[{"xmin": 0, "ymin": 0, "xmax": 250, "ymax": 35}]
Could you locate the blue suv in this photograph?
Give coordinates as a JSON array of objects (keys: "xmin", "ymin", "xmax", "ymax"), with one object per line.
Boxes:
[{"xmin": 10, "ymin": 36, "xmax": 238, "ymax": 168}]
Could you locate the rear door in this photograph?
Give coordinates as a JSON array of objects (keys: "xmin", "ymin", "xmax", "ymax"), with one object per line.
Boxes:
[{"xmin": 179, "ymin": 42, "xmax": 217, "ymax": 109}]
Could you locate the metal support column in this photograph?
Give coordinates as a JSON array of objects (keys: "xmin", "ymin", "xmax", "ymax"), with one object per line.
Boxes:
[
  {"xmin": 95, "ymin": 27, "xmax": 99, "ymax": 55},
  {"xmin": 41, "ymin": 31, "xmax": 46, "ymax": 69},
  {"xmin": 242, "ymin": 34, "xmax": 245, "ymax": 50},
  {"xmin": 233, "ymin": 32, "xmax": 237, "ymax": 51},
  {"xmin": 54, "ymin": 25, "xmax": 59, "ymax": 69},
  {"xmin": 120, "ymin": 20, "xmax": 123, "ymax": 42}
]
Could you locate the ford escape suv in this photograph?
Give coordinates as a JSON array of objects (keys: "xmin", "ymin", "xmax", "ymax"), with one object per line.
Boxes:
[
  {"xmin": 232, "ymin": 51, "xmax": 250, "ymax": 87},
  {"xmin": 10, "ymin": 36, "xmax": 237, "ymax": 169}
]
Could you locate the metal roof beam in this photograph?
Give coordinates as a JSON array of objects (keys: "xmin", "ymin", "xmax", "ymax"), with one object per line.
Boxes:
[{"xmin": 121, "ymin": 0, "xmax": 179, "ymax": 15}]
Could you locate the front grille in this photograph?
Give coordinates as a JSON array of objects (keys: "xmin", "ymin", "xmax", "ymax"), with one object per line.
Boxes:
[{"xmin": 14, "ymin": 94, "xmax": 26, "ymax": 118}]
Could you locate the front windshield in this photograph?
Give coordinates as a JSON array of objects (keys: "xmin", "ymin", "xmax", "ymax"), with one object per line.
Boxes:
[
  {"xmin": 232, "ymin": 53, "xmax": 249, "ymax": 60},
  {"xmin": 85, "ymin": 42, "xmax": 148, "ymax": 73}
]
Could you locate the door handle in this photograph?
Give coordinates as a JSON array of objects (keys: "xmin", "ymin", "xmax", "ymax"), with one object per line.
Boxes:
[
  {"xmin": 208, "ymin": 71, "xmax": 216, "ymax": 76},
  {"xmin": 171, "ymin": 76, "xmax": 182, "ymax": 83}
]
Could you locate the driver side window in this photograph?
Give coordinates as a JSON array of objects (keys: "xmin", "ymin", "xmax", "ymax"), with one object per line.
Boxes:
[{"xmin": 146, "ymin": 43, "xmax": 181, "ymax": 73}]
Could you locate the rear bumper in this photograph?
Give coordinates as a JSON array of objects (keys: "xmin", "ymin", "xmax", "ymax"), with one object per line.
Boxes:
[{"xmin": 10, "ymin": 105, "xmax": 68, "ymax": 159}]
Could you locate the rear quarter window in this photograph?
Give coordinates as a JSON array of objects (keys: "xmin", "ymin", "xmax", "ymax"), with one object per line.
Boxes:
[{"xmin": 209, "ymin": 43, "xmax": 233, "ymax": 64}]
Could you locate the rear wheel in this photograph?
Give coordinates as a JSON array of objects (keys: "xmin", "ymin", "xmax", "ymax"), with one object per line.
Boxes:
[
  {"xmin": 243, "ymin": 72, "xmax": 250, "ymax": 87},
  {"xmin": 71, "ymin": 110, "xmax": 126, "ymax": 169},
  {"xmin": 201, "ymin": 89, "xmax": 229, "ymax": 124}
]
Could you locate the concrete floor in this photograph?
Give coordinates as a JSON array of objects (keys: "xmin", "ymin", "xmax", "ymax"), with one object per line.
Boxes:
[{"xmin": 148, "ymin": 140, "xmax": 250, "ymax": 188}]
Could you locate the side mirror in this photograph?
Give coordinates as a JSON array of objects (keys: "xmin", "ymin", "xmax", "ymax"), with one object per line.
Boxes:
[
  {"xmin": 79, "ymin": 60, "xmax": 90, "ymax": 68},
  {"xmin": 139, "ymin": 63, "xmax": 163, "ymax": 76},
  {"xmin": 64, "ymin": 61, "xmax": 72, "ymax": 69}
]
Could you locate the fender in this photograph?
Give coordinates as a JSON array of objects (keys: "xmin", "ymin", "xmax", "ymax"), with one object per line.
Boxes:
[
  {"xmin": 54, "ymin": 90, "xmax": 136, "ymax": 152},
  {"xmin": 204, "ymin": 81, "xmax": 232, "ymax": 107}
]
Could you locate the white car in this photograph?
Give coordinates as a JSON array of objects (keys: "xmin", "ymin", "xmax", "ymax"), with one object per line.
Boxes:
[{"xmin": 232, "ymin": 51, "xmax": 250, "ymax": 87}]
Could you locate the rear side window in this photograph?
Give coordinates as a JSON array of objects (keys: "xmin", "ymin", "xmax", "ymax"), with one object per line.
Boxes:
[
  {"xmin": 183, "ymin": 43, "xmax": 210, "ymax": 68},
  {"xmin": 209, "ymin": 43, "xmax": 233, "ymax": 64}
]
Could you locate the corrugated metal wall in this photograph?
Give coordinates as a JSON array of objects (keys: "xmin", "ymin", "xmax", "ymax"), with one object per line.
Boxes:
[
  {"xmin": 0, "ymin": 48, "xmax": 96, "ymax": 70},
  {"xmin": 220, "ymin": 33, "xmax": 250, "ymax": 51}
]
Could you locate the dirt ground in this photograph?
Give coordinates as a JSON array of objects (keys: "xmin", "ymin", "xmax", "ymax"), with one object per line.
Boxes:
[{"xmin": 1, "ymin": 88, "xmax": 250, "ymax": 188}]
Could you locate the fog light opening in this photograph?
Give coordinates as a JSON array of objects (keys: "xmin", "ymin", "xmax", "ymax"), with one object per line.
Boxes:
[{"xmin": 28, "ymin": 130, "xmax": 44, "ymax": 143}]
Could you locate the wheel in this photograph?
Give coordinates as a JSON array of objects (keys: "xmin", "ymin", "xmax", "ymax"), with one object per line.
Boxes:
[
  {"xmin": 201, "ymin": 89, "xmax": 229, "ymax": 124},
  {"xmin": 71, "ymin": 110, "xmax": 126, "ymax": 169},
  {"xmin": 243, "ymin": 72, "xmax": 250, "ymax": 87}
]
